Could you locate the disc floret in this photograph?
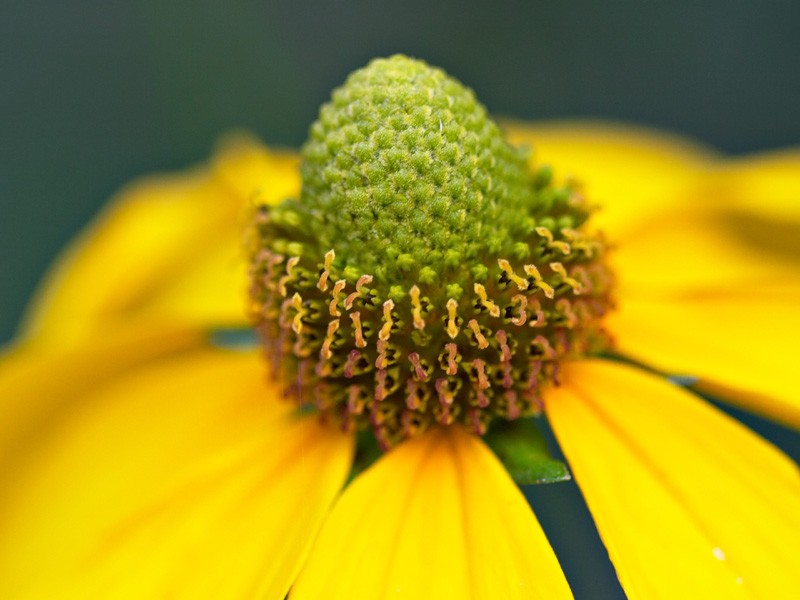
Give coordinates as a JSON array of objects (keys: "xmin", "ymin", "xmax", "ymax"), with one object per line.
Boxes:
[{"xmin": 248, "ymin": 55, "xmax": 613, "ymax": 449}]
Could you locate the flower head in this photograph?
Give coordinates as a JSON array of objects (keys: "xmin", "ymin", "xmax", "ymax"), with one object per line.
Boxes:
[
  {"xmin": 249, "ymin": 56, "xmax": 612, "ymax": 448},
  {"xmin": 1, "ymin": 55, "xmax": 799, "ymax": 599}
]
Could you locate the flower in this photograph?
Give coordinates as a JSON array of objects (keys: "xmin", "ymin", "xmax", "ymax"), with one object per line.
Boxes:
[{"xmin": 1, "ymin": 57, "xmax": 799, "ymax": 599}]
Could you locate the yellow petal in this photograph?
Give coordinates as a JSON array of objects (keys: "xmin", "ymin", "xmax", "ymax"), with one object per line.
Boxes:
[
  {"xmin": 607, "ymin": 287, "xmax": 800, "ymax": 429},
  {"xmin": 143, "ymin": 139, "xmax": 301, "ymax": 328},
  {"xmin": 292, "ymin": 426, "xmax": 572, "ymax": 600},
  {"xmin": 613, "ymin": 148, "xmax": 800, "ymax": 298},
  {"xmin": 546, "ymin": 360, "xmax": 800, "ymax": 599},
  {"xmin": 133, "ymin": 137, "xmax": 301, "ymax": 329},
  {"xmin": 696, "ymin": 150, "xmax": 800, "ymax": 273},
  {"xmin": 20, "ymin": 136, "xmax": 300, "ymax": 347},
  {"xmin": 212, "ymin": 133, "xmax": 300, "ymax": 207},
  {"xmin": 131, "ymin": 224, "xmax": 249, "ymax": 328},
  {"xmin": 0, "ymin": 322, "xmax": 203, "ymax": 461},
  {"xmin": 611, "ymin": 206, "xmax": 799, "ymax": 297},
  {"xmin": 716, "ymin": 148, "xmax": 800, "ymax": 222},
  {"xmin": 502, "ymin": 120, "xmax": 718, "ymax": 236},
  {"xmin": 20, "ymin": 169, "xmax": 240, "ymax": 345},
  {"xmin": 0, "ymin": 347, "xmax": 354, "ymax": 599}
]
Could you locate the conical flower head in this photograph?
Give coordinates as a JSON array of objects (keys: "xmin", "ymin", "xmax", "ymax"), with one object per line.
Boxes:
[
  {"xmin": 249, "ymin": 56, "xmax": 613, "ymax": 448},
  {"xmin": 300, "ymin": 54, "xmax": 539, "ymax": 284}
]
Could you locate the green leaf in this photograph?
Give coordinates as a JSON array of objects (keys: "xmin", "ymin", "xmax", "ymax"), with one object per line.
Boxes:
[{"xmin": 485, "ymin": 418, "xmax": 571, "ymax": 485}]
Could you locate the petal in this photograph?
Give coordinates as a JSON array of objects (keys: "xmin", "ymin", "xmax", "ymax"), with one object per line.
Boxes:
[
  {"xmin": 20, "ymin": 169, "xmax": 241, "ymax": 345},
  {"xmin": 717, "ymin": 148, "xmax": 800, "ymax": 222},
  {"xmin": 502, "ymin": 120, "xmax": 717, "ymax": 236},
  {"xmin": 20, "ymin": 136, "xmax": 300, "ymax": 347},
  {"xmin": 0, "ymin": 347, "xmax": 354, "ymax": 599},
  {"xmin": 611, "ymin": 206, "xmax": 799, "ymax": 298},
  {"xmin": 700, "ymin": 150, "xmax": 800, "ymax": 272},
  {"xmin": 612, "ymin": 149, "xmax": 800, "ymax": 298},
  {"xmin": 212, "ymin": 133, "xmax": 301, "ymax": 207},
  {"xmin": 292, "ymin": 426, "xmax": 572, "ymax": 600},
  {"xmin": 0, "ymin": 322, "xmax": 203, "ymax": 461},
  {"xmin": 546, "ymin": 360, "xmax": 800, "ymax": 599},
  {"xmin": 143, "ymin": 139, "xmax": 301, "ymax": 328},
  {"xmin": 607, "ymin": 287, "xmax": 800, "ymax": 429},
  {"xmin": 604, "ymin": 144, "xmax": 800, "ymax": 427}
]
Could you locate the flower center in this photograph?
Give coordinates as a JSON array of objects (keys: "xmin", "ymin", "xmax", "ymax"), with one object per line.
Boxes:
[{"xmin": 248, "ymin": 55, "xmax": 613, "ymax": 449}]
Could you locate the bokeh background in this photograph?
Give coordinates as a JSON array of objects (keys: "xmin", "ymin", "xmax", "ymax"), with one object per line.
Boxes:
[{"xmin": 2, "ymin": 1, "xmax": 798, "ymax": 598}]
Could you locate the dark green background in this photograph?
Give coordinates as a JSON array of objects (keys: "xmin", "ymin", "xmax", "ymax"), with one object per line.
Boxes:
[
  {"xmin": 2, "ymin": 2, "xmax": 798, "ymax": 598},
  {"xmin": 3, "ymin": 0, "xmax": 800, "ymax": 344}
]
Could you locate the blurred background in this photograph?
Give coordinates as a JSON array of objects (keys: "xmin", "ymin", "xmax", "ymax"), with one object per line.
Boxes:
[{"xmin": 1, "ymin": 1, "xmax": 798, "ymax": 597}]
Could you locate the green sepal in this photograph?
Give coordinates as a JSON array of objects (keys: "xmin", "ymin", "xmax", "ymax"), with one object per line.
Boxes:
[
  {"xmin": 346, "ymin": 428, "xmax": 383, "ymax": 484},
  {"xmin": 485, "ymin": 417, "xmax": 571, "ymax": 485}
]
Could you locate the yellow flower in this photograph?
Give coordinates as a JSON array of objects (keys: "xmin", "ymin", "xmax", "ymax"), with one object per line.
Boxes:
[{"xmin": 1, "ymin": 79, "xmax": 799, "ymax": 597}]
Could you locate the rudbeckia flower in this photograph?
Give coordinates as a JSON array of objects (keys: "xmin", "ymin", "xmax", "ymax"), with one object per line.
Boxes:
[{"xmin": 1, "ymin": 55, "xmax": 799, "ymax": 599}]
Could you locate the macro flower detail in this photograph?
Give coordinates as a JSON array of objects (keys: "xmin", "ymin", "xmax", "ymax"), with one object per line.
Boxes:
[
  {"xmin": 249, "ymin": 56, "xmax": 612, "ymax": 448},
  {"xmin": 1, "ymin": 55, "xmax": 799, "ymax": 599}
]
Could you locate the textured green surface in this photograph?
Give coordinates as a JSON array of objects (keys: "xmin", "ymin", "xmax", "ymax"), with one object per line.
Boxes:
[
  {"xmin": 299, "ymin": 55, "xmax": 537, "ymax": 284},
  {"xmin": 486, "ymin": 418, "xmax": 571, "ymax": 485}
]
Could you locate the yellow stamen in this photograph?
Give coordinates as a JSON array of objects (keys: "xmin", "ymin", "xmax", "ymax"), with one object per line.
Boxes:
[
  {"xmin": 278, "ymin": 256, "xmax": 300, "ymax": 297},
  {"xmin": 535, "ymin": 226, "xmax": 571, "ymax": 255},
  {"xmin": 435, "ymin": 378, "xmax": 455, "ymax": 407},
  {"xmin": 510, "ymin": 294, "xmax": 528, "ymax": 326},
  {"xmin": 405, "ymin": 379, "xmax": 422, "ymax": 410},
  {"xmin": 347, "ymin": 385, "xmax": 365, "ymax": 414},
  {"xmin": 290, "ymin": 292, "xmax": 305, "ymax": 334},
  {"xmin": 472, "ymin": 358, "xmax": 490, "ymax": 390},
  {"xmin": 474, "ymin": 283, "xmax": 501, "ymax": 317},
  {"xmin": 532, "ymin": 334, "xmax": 557, "ymax": 359},
  {"xmin": 527, "ymin": 298, "xmax": 547, "ymax": 328},
  {"xmin": 468, "ymin": 319, "xmax": 489, "ymax": 349},
  {"xmin": 350, "ymin": 311, "xmax": 367, "ymax": 348},
  {"xmin": 375, "ymin": 338, "xmax": 389, "ymax": 370},
  {"xmin": 523, "ymin": 264, "xmax": 555, "ymax": 299},
  {"xmin": 262, "ymin": 251, "xmax": 284, "ymax": 291},
  {"xmin": 345, "ymin": 274, "xmax": 374, "ymax": 310},
  {"xmin": 317, "ymin": 249, "xmax": 336, "ymax": 291},
  {"xmin": 444, "ymin": 343, "xmax": 459, "ymax": 375},
  {"xmin": 446, "ymin": 298, "xmax": 460, "ymax": 339},
  {"xmin": 320, "ymin": 319, "xmax": 340, "ymax": 360},
  {"xmin": 409, "ymin": 285, "xmax": 426, "ymax": 330},
  {"xmin": 329, "ymin": 279, "xmax": 347, "ymax": 316},
  {"xmin": 550, "ymin": 262, "xmax": 584, "ymax": 294},
  {"xmin": 343, "ymin": 349, "xmax": 362, "ymax": 378},
  {"xmin": 498, "ymin": 258, "xmax": 528, "ymax": 290},
  {"xmin": 379, "ymin": 299, "xmax": 395, "ymax": 341},
  {"xmin": 556, "ymin": 298, "xmax": 578, "ymax": 328},
  {"xmin": 408, "ymin": 352, "xmax": 429, "ymax": 381}
]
